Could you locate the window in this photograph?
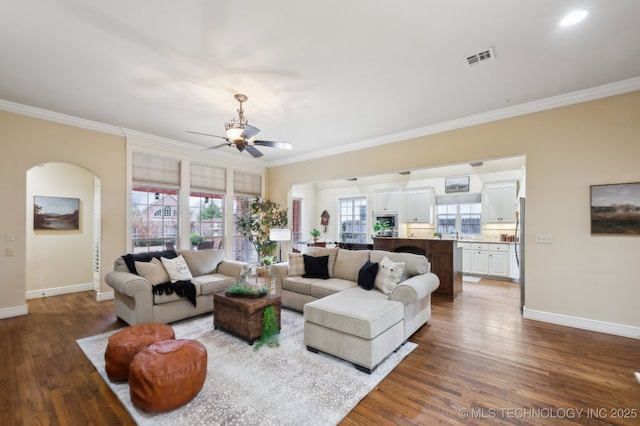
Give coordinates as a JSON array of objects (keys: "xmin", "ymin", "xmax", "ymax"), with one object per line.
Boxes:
[
  {"xmin": 436, "ymin": 194, "xmax": 482, "ymax": 236},
  {"xmin": 190, "ymin": 163, "xmax": 226, "ymax": 249},
  {"xmin": 339, "ymin": 197, "xmax": 367, "ymax": 243},
  {"xmin": 233, "ymin": 195, "xmax": 258, "ymax": 263},
  {"xmin": 291, "ymin": 198, "xmax": 302, "ymax": 244},
  {"xmin": 131, "ymin": 186, "xmax": 179, "ymax": 253},
  {"xmin": 233, "ymin": 170, "xmax": 262, "ymax": 263},
  {"xmin": 131, "ymin": 153, "xmax": 180, "ymax": 252},
  {"xmin": 190, "ymin": 192, "xmax": 224, "ymax": 248}
]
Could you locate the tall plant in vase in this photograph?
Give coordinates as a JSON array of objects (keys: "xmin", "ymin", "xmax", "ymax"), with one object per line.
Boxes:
[{"xmin": 236, "ymin": 197, "xmax": 288, "ymax": 263}]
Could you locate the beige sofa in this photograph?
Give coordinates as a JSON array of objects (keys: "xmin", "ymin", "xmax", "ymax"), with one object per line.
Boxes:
[
  {"xmin": 270, "ymin": 247, "xmax": 439, "ymax": 372},
  {"xmin": 105, "ymin": 249, "xmax": 245, "ymax": 325}
]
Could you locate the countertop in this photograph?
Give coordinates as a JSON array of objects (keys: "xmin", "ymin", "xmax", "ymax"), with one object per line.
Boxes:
[{"xmin": 374, "ymin": 237, "xmax": 517, "ymax": 244}]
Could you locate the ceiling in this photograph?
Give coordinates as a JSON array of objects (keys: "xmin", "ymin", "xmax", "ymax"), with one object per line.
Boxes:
[{"xmin": 1, "ymin": 1, "xmax": 640, "ymax": 165}]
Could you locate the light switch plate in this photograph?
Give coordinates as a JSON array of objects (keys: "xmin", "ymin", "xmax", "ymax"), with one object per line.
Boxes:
[
  {"xmin": 6, "ymin": 232, "xmax": 15, "ymax": 242},
  {"xmin": 535, "ymin": 234, "xmax": 553, "ymax": 244}
]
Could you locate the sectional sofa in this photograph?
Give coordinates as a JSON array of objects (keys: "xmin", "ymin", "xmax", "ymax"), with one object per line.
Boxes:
[{"xmin": 270, "ymin": 247, "xmax": 440, "ymax": 372}]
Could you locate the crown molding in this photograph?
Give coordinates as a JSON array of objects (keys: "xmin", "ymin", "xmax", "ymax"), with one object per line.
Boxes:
[
  {"xmin": 269, "ymin": 76, "xmax": 640, "ymax": 167},
  {"xmin": 0, "ymin": 99, "xmax": 125, "ymax": 137},
  {"xmin": 2, "ymin": 76, "xmax": 639, "ymax": 168}
]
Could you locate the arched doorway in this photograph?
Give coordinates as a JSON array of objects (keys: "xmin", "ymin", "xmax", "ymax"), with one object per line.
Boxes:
[{"xmin": 26, "ymin": 162, "xmax": 101, "ymax": 298}]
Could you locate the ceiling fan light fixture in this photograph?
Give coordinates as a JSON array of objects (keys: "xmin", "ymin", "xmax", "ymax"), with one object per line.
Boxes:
[
  {"xmin": 224, "ymin": 93, "xmax": 249, "ymax": 141},
  {"xmin": 189, "ymin": 93, "xmax": 292, "ymax": 158},
  {"xmin": 225, "ymin": 125, "xmax": 244, "ymax": 141}
]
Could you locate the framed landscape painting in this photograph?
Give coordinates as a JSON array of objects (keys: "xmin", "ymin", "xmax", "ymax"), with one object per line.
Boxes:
[
  {"xmin": 590, "ymin": 182, "xmax": 640, "ymax": 234},
  {"xmin": 445, "ymin": 176, "xmax": 470, "ymax": 193},
  {"xmin": 33, "ymin": 196, "xmax": 80, "ymax": 230}
]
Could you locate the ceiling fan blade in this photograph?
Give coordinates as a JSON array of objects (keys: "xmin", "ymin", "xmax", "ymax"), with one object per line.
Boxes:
[
  {"xmin": 202, "ymin": 142, "xmax": 231, "ymax": 151},
  {"xmin": 253, "ymin": 140, "xmax": 293, "ymax": 150},
  {"xmin": 241, "ymin": 124, "xmax": 260, "ymax": 140},
  {"xmin": 185, "ymin": 130, "xmax": 228, "ymax": 140},
  {"xmin": 245, "ymin": 145, "xmax": 264, "ymax": 158}
]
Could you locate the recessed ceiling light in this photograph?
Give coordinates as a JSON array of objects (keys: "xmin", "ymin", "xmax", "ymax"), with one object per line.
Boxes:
[{"xmin": 560, "ymin": 10, "xmax": 588, "ymax": 27}]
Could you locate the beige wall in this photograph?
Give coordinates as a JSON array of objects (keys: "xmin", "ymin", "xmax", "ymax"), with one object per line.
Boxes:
[
  {"xmin": 0, "ymin": 110, "xmax": 126, "ymax": 316},
  {"xmin": 267, "ymin": 91, "xmax": 640, "ymax": 334}
]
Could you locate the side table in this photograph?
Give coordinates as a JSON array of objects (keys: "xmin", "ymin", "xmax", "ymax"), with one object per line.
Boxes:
[{"xmin": 213, "ymin": 291, "xmax": 281, "ymax": 345}]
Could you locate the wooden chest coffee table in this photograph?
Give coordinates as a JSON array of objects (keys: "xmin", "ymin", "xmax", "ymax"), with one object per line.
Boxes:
[{"xmin": 213, "ymin": 291, "xmax": 281, "ymax": 344}]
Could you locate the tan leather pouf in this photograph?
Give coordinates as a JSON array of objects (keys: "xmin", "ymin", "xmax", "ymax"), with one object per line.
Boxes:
[
  {"xmin": 129, "ymin": 339, "xmax": 207, "ymax": 412},
  {"xmin": 104, "ymin": 323, "xmax": 175, "ymax": 381}
]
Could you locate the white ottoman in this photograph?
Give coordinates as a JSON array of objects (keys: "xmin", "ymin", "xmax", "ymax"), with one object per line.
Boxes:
[{"xmin": 303, "ymin": 287, "xmax": 405, "ymax": 373}]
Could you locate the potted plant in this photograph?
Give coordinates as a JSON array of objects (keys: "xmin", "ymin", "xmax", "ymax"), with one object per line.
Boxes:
[
  {"xmin": 190, "ymin": 233, "xmax": 202, "ymax": 247},
  {"xmin": 236, "ymin": 198, "xmax": 288, "ymax": 260},
  {"xmin": 311, "ymin": 228, "xmax": 321, "ymax": 241},
  {"xmin": 373, "ymin": 220, "xmax": 391, "ymax": 237}
]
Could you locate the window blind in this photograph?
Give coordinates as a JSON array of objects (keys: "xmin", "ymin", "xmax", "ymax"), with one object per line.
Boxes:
[
  {"xmin": 190, "ymin": 163, "xmax": 226, "ymax": 192},
  {"xmin": 436, "ymin": 193, "xmax": 482, "ymax": 205},
  {"xmin": 132, "ymin": 153, "xmax": 180, "ymax": 185},
  {"xmin": 233, "ymin": 172, "xmax": 261, "ymax": 196}
]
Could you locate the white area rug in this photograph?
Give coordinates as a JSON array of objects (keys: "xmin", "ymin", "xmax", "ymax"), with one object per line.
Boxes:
[
  {"xmin": 77, "ymin": 309, "xmax": 416, "ymax": 426},
  {"xmin": 463, "ymin": 275, "xmax": 482, "ymax": 282}
]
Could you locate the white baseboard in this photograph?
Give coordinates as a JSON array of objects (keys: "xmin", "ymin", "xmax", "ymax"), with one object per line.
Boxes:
[
  {"xmin": 523, "ymin": 308, "xmax": 640, "ymax": 339},
  {"xmin": 0, "ymin": 304, "xmax": 28, "ymax": 319},
  {"xmin": 96, "ymin": 290, "xmax": 114, "ymax": 302},
  {"xmin": 26, "ymin": 282, "xmax": 94, "ymax": 300}
]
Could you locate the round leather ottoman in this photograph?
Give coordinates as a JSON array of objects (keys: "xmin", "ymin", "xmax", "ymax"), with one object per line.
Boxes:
[
  {"xmin": 129, "ymin": 339, "xmax": 207, "ymax": 412},
  {"xmin": 104, "ymin": 323, "xmax": 175, "ymax": 381}
]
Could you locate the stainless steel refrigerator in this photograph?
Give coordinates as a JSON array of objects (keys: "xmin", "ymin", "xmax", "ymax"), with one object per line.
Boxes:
[{"xmin": 515, "ymin": 197, "xmax": 526, "ymax": 311}]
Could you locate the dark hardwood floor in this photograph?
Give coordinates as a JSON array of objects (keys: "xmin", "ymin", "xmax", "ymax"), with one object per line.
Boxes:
[{"xmin": 1, "ymin": 279, "xmax": 638, "ymax": 425}]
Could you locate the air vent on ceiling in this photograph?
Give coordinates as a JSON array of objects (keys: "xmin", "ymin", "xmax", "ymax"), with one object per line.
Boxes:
[{"xmin": 466, "ymin": 47, "xmax": 495, "ymax": 67}]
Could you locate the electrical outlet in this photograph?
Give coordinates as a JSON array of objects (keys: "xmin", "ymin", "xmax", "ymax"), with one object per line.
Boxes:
[{"xmin": 535, "ymin": 234, "xmax": 553, "ymax": 244}]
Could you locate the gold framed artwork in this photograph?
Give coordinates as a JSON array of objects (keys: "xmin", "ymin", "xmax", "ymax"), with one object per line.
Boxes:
[{"xmin": 33, "ymin": 196, "xmax": 80, "ymax": 230}]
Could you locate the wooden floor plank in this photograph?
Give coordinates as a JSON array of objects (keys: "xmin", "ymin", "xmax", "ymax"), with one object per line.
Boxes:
[{"xmin": 0, "ymin": 279, "xmax": 638, "ymax": 425}]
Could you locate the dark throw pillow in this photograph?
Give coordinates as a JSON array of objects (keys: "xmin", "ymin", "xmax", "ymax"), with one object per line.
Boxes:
[
  {"xmin": 358, "ymin": 261, "xmax": 379, "ymax": 290},
  {"xmin": 302, "ymin": 255, "xmax": 330, "ymax": 279},
  {"xmin": 123, "ymin": 249, "xmax": 177, "ymax": 275}
]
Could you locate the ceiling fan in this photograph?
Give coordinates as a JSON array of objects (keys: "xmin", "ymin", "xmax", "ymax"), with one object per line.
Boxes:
[{"xmin": 186, "ymin": 94, "xmax": 293, "ymax": 158}]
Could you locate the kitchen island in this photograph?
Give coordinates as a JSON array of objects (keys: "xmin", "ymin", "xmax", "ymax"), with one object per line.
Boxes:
[{"xmin": 373, "ymin": 237, "xmax": 462, "ymax": 300}]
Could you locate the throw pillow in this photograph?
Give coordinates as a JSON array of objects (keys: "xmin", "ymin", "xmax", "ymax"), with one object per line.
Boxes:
[
  {"xmin": 357, "ymin": 261, "xmax": 379, "ymax": 290},
  {"xmin": 374, "ymin": 256, "xmax": 405, "ymax": 295},
  {"xmin": 302, "ymin": 255, "xmax": 330, "ymax": 279},
  {"xmin": 161, "ymin": 255, "xmax": 193, "ymax": 283},
  {"xmin": 288, "ymin": 252, "xmax": 305, "ymax": 276},
  {"xmin": 135, "ymin": 258, "xmax": 170, "ymax": 285}
]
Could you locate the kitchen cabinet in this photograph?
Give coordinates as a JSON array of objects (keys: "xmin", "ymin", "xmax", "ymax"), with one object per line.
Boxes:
[
  {"xmin": 461, "ymin": 246, "xmax": 470, "ymax": 273},
  {"xmin": 404, "ymin": 188, "xmax": 434, "ymax": 223},
  {"xmin": 509, "ymin": 243, "xmax": 520, "ymax": 281},
  {"xmin": 374, "ymin": 191, "xmax": 399, "ymax": 212},
  {"xmin": 488, "ymin": 243, "xmax": 509, "ymax": 277},
  {"xmin": 469, "ymin": 243, "xmax": 489, "ymax": 275},
  {"xmin": 460, "ymin": 241, "xmax": 513, "ymax": 279},
  {"xmin": 483, "ymin": 181, "xmax": 517, "ymax": 223}
]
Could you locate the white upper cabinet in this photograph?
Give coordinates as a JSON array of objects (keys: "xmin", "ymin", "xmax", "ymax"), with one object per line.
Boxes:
[
  {"xmin": 483, "ymin": 181, "xmax": 517, "ymax": 223},
  {"xmin": 404, "ymin": 188, "xmax": 434, "ymax": 223},
  {"xmin": 374, "ymin": 191, "xmax": 399, "ymax": 212}
]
